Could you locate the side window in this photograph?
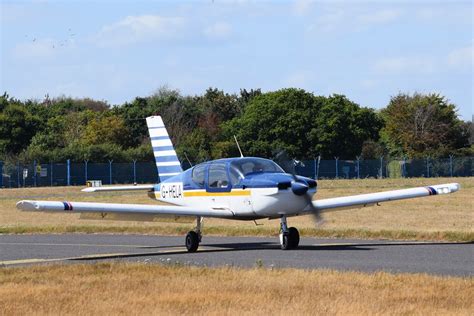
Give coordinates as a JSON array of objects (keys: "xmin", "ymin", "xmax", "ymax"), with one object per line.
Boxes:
[
  {"xmin": 229, "ymin": 166, "xmax": 243, "ymax": 186},
  {"xmin": 208, "ymin": 163, "xmax": 229, "ymax": 188},
  {"xmin": 191, "ymin": 164, "xmax": 206, "ymax": 188}
]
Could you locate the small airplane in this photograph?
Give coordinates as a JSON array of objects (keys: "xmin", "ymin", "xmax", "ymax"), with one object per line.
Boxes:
[{"xmin": 17, "ymin": 116, "xmax": 460, "ymax": 252}]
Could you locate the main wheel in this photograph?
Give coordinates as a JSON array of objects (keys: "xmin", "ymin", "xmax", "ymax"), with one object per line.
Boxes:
[
  {"xmin": 281, "ymin": 233, "xmax": 291, "ymax": 250},
  {"xmin": 185, "ymin": 231, "xmax": 200, "ymax": 252},
  {"xmin": 288, "ymin": 227, "xmax": 300, "ymax": 249},
  {"xmin": 280, "ymin": 227, "xmax": 300, "ymax": 250}
]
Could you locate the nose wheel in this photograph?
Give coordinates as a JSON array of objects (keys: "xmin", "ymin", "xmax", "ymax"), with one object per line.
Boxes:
[{"xmin": 279, "ymin": 216, "xmax": 300, "ymax": 250}]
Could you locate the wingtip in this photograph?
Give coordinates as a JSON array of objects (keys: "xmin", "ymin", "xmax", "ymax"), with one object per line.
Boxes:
[
  {"xmin": 16, "ymin": 200, "xmax": 36, "ymax": 211},
  {"xmin": 451, "ymin": 183, "xmax": 461, "ymax": 192}
]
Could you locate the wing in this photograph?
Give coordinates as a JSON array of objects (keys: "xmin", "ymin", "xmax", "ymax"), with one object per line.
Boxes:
[
  {"xmin": 16, "ymin": 200, "xmax": 234, "ymax": 219},
  {"xmin": 81, "ymin": 185, "xmax": 154, "ymax": 192},
  {"xmin": 312, "ymin": 183, "xmax": 460, "ymax": 212}
]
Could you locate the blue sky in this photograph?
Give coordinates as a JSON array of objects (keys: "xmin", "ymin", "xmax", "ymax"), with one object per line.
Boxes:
[{"xmin": 1, "ymin": 0, "xmax": 472, "ymax": 120}]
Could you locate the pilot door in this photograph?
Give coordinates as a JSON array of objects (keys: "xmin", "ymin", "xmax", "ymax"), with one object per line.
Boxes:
[{"xmin": 205, "ymin": 162, "xmax": 253, "ymax": 214}]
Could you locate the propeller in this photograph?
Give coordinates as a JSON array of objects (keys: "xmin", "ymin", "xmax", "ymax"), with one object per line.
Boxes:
[{"xmin": 273, "ymin": 150, "xmax": 324, "ymax": 224}]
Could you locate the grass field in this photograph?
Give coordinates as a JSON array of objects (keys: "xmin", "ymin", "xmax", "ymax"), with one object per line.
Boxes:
[
  {"xmin": 0, "ymin": 263, "xmax": 472, "ymax": 315},
  {"xmin": 1, "ymin": 178, "xmax": 473, "ymax": 241}
]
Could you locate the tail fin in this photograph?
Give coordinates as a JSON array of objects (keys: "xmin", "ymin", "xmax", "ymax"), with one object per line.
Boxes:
[{"xmin": 146, "ymin": 116, "xmax": 183, "ymax": 182}]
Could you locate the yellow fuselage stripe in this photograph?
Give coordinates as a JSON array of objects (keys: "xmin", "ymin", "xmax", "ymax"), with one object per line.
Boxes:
[{"xmin": 183, "ymin": 190, "xmax": 251, "ymax": 197}]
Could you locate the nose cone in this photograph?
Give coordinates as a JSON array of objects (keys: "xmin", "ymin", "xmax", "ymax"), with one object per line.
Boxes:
[{"xmin": 291, "ymin": 181, "xmax": 308, "ymax": 195}]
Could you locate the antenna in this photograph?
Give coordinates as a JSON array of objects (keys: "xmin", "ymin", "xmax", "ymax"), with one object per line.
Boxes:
[
  {"xmin": 234, "ymin": 135, "xmax": 244, "ymax": 158},
  {"xmin": 183, "ymin": 152, "xmax": 193, "ymax": 167}
]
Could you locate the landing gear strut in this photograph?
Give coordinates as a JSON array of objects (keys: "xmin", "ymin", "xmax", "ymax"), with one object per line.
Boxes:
[
  {"xmin": 185, "ymin": 216, "xmax": 202, "ymax": 252},
  {"xmin": 279, "ymin": 216, "xmax": 300, "ymax": 250}
]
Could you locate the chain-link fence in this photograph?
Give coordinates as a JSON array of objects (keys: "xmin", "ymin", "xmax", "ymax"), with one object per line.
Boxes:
[{"xmin": 1, "ymin": 157, "xmax": 472, "ymax": 188}]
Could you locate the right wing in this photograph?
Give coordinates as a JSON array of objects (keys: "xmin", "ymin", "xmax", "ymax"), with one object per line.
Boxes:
[
  {"xmin": 16, "ymin": 200, "xmax": 234, "ymax": 219},
  {"xmin": 312, "ymin": 183, "xmax": 460, "ymax": 212}
]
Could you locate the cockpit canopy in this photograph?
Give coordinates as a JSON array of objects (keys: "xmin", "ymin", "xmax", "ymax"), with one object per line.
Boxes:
[
  {"xmin": 181, "ymin": 157, "xmax": 286, "ymax": 190},
  {"xmin": 230, "ymin": 157, "xmax": 285, "ymax": 177}
]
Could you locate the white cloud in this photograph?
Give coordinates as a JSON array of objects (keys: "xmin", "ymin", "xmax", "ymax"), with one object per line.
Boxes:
[
  {"xmin": 360, "ymin": 79, "xmax": 376, "ymax": 89},
  {"xmin": 308, "ymin": 8, "xmax": 403, "ymax": 34},
  {"xmin": 284, "ymin": 71, "xmax": 314, "ymax": 88},
  {"xmin": 357, "ymin": 9, "xmax": 402, "ymax": 25},
  {"xmin": 14, "ymin": 38, "xmax": 57, "ymax": 58},
  {"xmin": 95, "ymin": 15, "xmax": 185, "ymax": 47},
  {"xmin": 373, "ymin": 56, "xmax": 435, "ymax": 74},
  {"xmin": 447, "ymin": 45, "xmax": 473, "ymax": 68},
  {"xmin": 203, "ymin": 22, "xmax": 232, "ymax": 39},
  {"xmin": 292, "ymin": 0, "xmax": 315, "ymax": 16}
]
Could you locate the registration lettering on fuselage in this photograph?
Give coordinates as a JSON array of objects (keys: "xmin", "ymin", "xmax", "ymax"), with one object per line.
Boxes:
[{"xmin": 160, "ymin": 183, "xmax": 183, "ymax": 199}]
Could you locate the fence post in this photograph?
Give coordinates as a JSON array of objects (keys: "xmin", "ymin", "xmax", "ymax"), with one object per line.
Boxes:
[
  {"xmin": 316, "ymin": 155, "xmax": 321, "ymax": 180},
  {"xmin": 313, "ymin": 158, "xmax": 316, "ymax": 180},
  {"xmin": 426, "ymin": 157, "xmax": 430, "ymax": 178},
  {"xmin": 33, "ymin": 160, "xmax": 37, "ymax": 187},
  {"xmin": 67, "ymin": 159, "xmax": 71, "ymax": 186},
  {"xmin": 50, "ymin": 162, "xmax": 53, "ymax": 186},
  {"xmin": 379, "ymin": 156, "xmax": 384, "ymax": 178},
  {"xmin": 109, "ymin": 160, "xmax": 113, "ymax": 184},
  {"xmin": 84, "ymin": 160, "xmax": 89, "ymax": 184},
  {"xmin": 0, "ymin": 161, "xmax": 3, "ymax": 188},
  {"xmin": 356, "ymin": 156, "xmax": 360, "ymax": 179},
  {"xmin": 133, "ymin": 160, "xmax": 137, "ymax": 184},
  {"xmin": 402, "ymin": 156, "xmax": 406, "ymax": 178},
  {"xmin": 449, "ymin": 155, "xmax": 454, "ymax": 177},
  {"xmin": 335, "ymin": 157, "xmax": 339, "ymax": 179},
  {"xmin": 17, "ymin": 161, "xmax": 20, "ymax": 188}
]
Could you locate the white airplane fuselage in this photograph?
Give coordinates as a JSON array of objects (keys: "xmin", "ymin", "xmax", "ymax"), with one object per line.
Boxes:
[
  {"xmin": 149, "ymin": 157, "xmax": 318, "ymax": 220},
  {"xmin": 153, "ymin": 186, "xmax": 316, "ymax": 219}
]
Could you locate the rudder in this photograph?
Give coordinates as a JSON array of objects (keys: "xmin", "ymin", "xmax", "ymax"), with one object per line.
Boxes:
[{"xmin": 146, "ymin": 116, "xmax": 183, "ymax": 182}]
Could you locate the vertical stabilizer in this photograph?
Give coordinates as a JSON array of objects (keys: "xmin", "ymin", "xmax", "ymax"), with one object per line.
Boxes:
[{"xmin": 146, "ymin": 116, "xmax": 183, "ymax": 182}]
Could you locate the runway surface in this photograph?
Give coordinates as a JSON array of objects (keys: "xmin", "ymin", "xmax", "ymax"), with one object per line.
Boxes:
[{"xmin": 0, "ymin": 234, "xmax": 472, "ymax": 276}]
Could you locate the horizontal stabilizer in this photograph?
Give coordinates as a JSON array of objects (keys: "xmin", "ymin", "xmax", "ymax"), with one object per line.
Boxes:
[
  {"xmin": 312, "ymin": 183, "xmax": 460, "ymax": 212},
  {"xmin": 16, "ymin": 200, "xmax": 234, "ymax": 219},
  {"xmin": 82, "ymin": 185, "xmax": 154, "ymax": 192}
]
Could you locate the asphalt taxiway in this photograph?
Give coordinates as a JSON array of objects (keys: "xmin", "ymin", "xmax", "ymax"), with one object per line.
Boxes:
[{"xmin": 0, "ymin": 234, "xmax": 472, "ymax": 276}]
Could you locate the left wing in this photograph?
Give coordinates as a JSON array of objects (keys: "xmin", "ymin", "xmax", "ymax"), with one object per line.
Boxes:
[
  {"xmin": 81, "ymin": 185, "xmax": 154, "ymax": 192},
  {"xmin": 16, "ymin": 200, "xmax": 234, "ymax": 219},
  {"xmin": 312, "ymin": 183, "xmax": 460, "ymax": 212}
]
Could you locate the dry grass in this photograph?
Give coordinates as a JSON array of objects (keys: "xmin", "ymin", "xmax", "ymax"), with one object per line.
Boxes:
[
  {"xmin": 1, "ymin": 178, "xmax": 473, "ymax": 241},
  {"xmin": 0, "ymin": 263, "xmax": 472, "ymax": 315}
]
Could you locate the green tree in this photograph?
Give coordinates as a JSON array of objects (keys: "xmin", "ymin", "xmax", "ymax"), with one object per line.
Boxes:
[
  {"xmin": 381, "ymin": 93, "xmax": 469, "ymax": 158},
  {"xmin": 310, "ymin": 94, "xmax": 383, "ymax": 159},
  {"xmin": 224, "ymin": 89, "xmax": 382, "ymax": 159},
  {"xmin": 0, "ymin": 102, "xmax": 42, "ymax": 156}
]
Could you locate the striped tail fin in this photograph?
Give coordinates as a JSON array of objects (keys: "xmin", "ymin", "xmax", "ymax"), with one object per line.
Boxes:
[{"xmin": 146, "ymin": 116, "xmax": 183, "ymax": 182}]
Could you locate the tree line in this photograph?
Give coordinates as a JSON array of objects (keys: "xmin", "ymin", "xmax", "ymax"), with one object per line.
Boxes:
[{"xmin": 0, "ymin": 87, "xmax": 472, "ymax": 165}]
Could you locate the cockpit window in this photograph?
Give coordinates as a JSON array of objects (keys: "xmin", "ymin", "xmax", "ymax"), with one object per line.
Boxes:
[
  {"xmin": 191, "ymin": 163, "xmax": 206, "ymax": 188},
  {"xmin": 230, "ymin": 158, "xmax": 284, "ymax": 176},
  {"xmin": 208, "ymin": 162, "xmax": 229, "ymax": 188}
]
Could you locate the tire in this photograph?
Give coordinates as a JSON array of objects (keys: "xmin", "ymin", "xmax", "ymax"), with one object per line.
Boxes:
[
  {"xmin": 185, "ymin": 231, "xmax": 199, "ymax": 252},
  {"xmin": 281, "ymin": 233, "xmax": 290, "ymax": 250},
  {"xmin": 288, "ymin": 227, "xmax": 300, "ymax": 249}
]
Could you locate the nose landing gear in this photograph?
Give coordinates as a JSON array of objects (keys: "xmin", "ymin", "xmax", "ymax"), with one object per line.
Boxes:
[{"xmin": 279, "ymin": 216, "xmax": 300, "ymax": 250}]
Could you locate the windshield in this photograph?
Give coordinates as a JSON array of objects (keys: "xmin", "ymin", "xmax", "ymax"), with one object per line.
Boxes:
[{"xmin": 230, "ymin": 158, "xmax": 285, "ymax": 177}]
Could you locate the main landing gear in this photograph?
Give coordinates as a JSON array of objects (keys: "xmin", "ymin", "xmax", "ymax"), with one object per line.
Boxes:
[
  {"xmin": 279, "ymin": 216, "xmax": 300, "ymax": 250},
  {"xmin": 185, "ymin": 216, "xmax": 300, "ymax": 252},
  {"xmin": 185, "ymin": 216, "xmax": 202, "ymax": 252}
]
